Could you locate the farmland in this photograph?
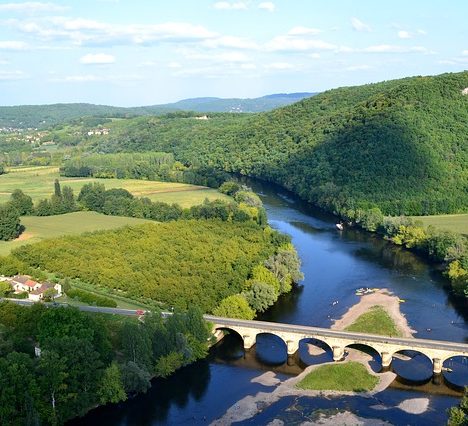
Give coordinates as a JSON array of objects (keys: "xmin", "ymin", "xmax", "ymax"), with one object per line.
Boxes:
[
  {"xmin": 0, "ymin": 166, "xmax": 230, "ymax": 207},
  {"xmin": 413, "ymin": 214, "xmax": 468, "ymax": 236},
  {"xmin": 0, "ymin": 211, "xmax": 153, "ymax": 255}
]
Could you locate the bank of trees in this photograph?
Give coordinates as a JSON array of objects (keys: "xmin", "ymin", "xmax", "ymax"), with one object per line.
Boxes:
[
  {"xmin": 0, "ymin": 301, "xmax": 210, "ymax": 425},
  {"xmin": 61, "ymin": 152, "xmax": 230, "ymax": 189},
  {"xmin": 4, "ymin": 220, "xmax": 289, "ymax": 312},
  {"xmin": 340, "ymin": 209, "xmax": 468, "ymax": 296}
]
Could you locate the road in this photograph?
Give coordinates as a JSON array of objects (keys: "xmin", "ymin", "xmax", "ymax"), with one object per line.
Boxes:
[
  {"xmin": 0, "ymin": 298, "xmax": 143, "ymax": 316},
  {"xmin": 2, "ymin": 298, "xmax": 467, "ymax": 353}
]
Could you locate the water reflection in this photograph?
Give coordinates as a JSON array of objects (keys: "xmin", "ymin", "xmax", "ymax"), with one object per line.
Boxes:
[{"xmin": 73, "ymin": 178, "xmax": 467, "ymax": 425}]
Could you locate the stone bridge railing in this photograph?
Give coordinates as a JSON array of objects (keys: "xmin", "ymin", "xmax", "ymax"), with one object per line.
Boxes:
[{"xmin": 205, "ymin": 315, "xmax": 468, "ymax": 374}]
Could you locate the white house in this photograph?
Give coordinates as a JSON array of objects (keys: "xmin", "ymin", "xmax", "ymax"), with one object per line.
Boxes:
[
  {"xmin": 10, "ymin": 275, "xmax": 42, "ymax": 292},
  {"xmin": 28, "ymin": 282, "xmax": 62, "ymax": 301}
]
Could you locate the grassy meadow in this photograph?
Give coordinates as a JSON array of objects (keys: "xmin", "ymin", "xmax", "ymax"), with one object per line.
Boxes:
[
  {"xmin": 413, "ymin": 214, "xmax": 468, "ymax": 236},
  {"xmin": 0, "ymin": 166, "xmax": 230, "ymax": 207},
  {"xmin": 345, "ymin": 306, "xmax": 402, "ymax": 337},
  {"xmin": 0, "ymin": 211, "xmax": 153, "ymax": 255},
  {"xmin": 296, "ymin": 362, "xmax": 379, "ymax": 392}
]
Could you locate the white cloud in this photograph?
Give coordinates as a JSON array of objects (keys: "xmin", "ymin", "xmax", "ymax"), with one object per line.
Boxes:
[
  {"xmin": 213, "ymin": 1, "xmax": 248, "ymax": 10},
  {"xmin": 363, "ymin": 44, "xmax": 431, "ymax": 54},
  {"xmin": 309, "ymin": 53, "xmax": 320, "ymax": 59},
  {"xmin": 351, "ymin": 17, "xmax": 371, "ymax": 32},
  {"xmin": 80, "ymin": 53, "xmax": 115, "ymax": 64},
  {"xmin": 167, "ymin": 61, "xmax": 182, "ymax": 68},
  {"xmin": 240, "ymin": 63, "xmax": 256, "ymax": 69},
  {"xmin": 0, "ymin": 70, "xmax": 27, "ymax": 80},
  {"xmin": 264, "ymin": 62, "xmax": 295, "ymax": 70},
  {"xmin": 345, "ymin": 64, "xmax": 372, "ymax": 71},
  {"xmin": 398, "ymin": 30, "xmax": 411, "ymax": 39},
  {"xmin": 462, "ymin": 50, "xmax": 468, "ymax": 56},
  {"xmin": 287, "ymin": 26, "xmax": 321, "ymax": 36},
  {"xmin": 51, "ymin": 73, "xmax": 142, "ymax": 82},
  {"xmin": 417, "ymin": 29, "xmax": 427, "ymax": 35},
  {"xmin": 182, "ymin": 50, "xmax": 250, "ymax": 63},
  {"xmin": 0, "ymin": 40, "xmax": 28, "ymax": 50},
  {"xmin": 11, "ymin": 17, "xmax": 218, "ymax": 46},
  {"xmin": 202, "ymin": 35, "xmax": 259, "ymax": 50},
  {"xmin": 258, "ymin": 2, "xmax": 275, "ymax": 12},
  {"xmin": 0, "ymin": 2, "xmax": 66, "ymax": 13},
  {"xmin": 265, "ymin": 35, "xmax": 335, "ymax": 52}
]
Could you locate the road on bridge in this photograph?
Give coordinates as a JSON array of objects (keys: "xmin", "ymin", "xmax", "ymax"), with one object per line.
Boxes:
[{"xmin": 2, "ymin": 298, "xmax": 467, "ymax": 355}]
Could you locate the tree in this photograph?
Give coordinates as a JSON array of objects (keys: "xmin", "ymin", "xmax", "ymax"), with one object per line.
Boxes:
[
  {"xmin": 0, "ymin": 281, "xmax": 12, "ymax": 296},
  {"xmin": 0, "ymin": 204, "xmax": 21, "ymax": 241},
  {"xmin": 61, "ymin": 186, "xmax": 77, "ymax": 212},
  {"xmin": 9, "ymin": 189, "xmax": 33, "ymax": 215},
  {"xmin": 97, "ymin": 362, "xmax": 127, "ymax": 405},
  {"xmin": 244, "ymin": 281, "xmax": 278, "ymax": 312},
  {"xmin": 213, "ymin": 294, "xmax": 255, "ymax": 319},
  {"xmin": 447, "ymin": 386, "xmax": 468, "ymax": 426},
  {"xmin": 78, "ymin": 182, "xmax": 106, "ymax": 212},
  {"xmin": 35, "ymin": 199, "xmax": 52, "ymax": 216},
  {"xmin": 54, "ymin": 179, "xmax": 62, "ymax": 197},
  {"xmin": 0, "ymin": 352, "xmax": 40, "ymax": 425},
  {"xmin": 120, "ymin": 361, "xmax": 151, "ymax": 395}
]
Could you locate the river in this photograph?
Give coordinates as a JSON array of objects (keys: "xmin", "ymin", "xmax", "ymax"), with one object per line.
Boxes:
[{"xmin": 70, "ymin": 180, "xmax": 468, "ymax": 425}]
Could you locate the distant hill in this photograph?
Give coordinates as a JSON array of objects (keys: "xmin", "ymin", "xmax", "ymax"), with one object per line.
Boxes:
[
  {"xmin": 0, "ymin": 92, "xmax": 316, "ymax": 129},
  {"xmin": 163, "ymin": 93, "xmax": 316, "ymax": 113},
  {"xmin": 96, "ymin": 72, "xmax": 468, "ymax": 216}
]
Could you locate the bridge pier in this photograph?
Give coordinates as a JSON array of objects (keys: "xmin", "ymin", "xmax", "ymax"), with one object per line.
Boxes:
[
  {"xmin": 381, "ymin": 352, "xmax": 392, "ymax": 369},
  {"xmin": 332, "ymin": 346, "xmax": 344, "ymax": 362},
  {"xmin": 286, "ymin": 339, "xmax": 299, "ymax": 356},
  {"xmin": 433, "ymin": 358, "xmax": 442, "ymax": 375},
  {"xmin": 243, "ymin": 334, "xmax": 256, "ymax": 352}
]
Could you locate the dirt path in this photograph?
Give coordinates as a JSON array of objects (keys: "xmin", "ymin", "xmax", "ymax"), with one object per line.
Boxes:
[{"xmin": 331, "ymin": 289, "xmax": 415, "ymax": 338}]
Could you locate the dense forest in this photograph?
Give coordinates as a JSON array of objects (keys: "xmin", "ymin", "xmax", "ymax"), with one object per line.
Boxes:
[
  {"xmin": 87, "ymin": 71, "xmax": 468, "ymax": 217},
  {"xmin": 0, "ymin": 301, "xmax": 211, "ymax": 425},
  {"xmin": 1, "ymin": 219, "xmax": 300, "ymax": 313}
]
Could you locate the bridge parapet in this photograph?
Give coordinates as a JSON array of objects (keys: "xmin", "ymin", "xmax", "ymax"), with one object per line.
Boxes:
[{"xmin": 208, "ymin": 315, "xmax": 468, "ymax": 375}]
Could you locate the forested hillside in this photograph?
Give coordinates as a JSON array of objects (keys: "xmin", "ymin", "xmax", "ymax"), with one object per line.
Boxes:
[
  {"xmin": 92, "ymin": 72, "xmax": 468, "ymax": 216},
  {"xmin": 0, "ymin": 93, "xmax": 314, "ymax": 129}
]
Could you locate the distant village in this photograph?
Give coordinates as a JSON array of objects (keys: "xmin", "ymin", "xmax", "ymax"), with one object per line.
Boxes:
[{"xmin": 0, "ymin": 275, "xmax": 62, "ymax": 301}]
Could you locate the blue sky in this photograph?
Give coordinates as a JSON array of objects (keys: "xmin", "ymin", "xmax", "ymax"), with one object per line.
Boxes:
[{"xmin": 0, "ymin": 0, "xmax": 466, "ymax": 106}]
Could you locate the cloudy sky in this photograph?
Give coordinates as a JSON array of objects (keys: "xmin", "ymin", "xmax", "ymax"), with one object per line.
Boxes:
[{"xmin": 0, "ymin": 0, "xmax": 467, "ymax": 106}]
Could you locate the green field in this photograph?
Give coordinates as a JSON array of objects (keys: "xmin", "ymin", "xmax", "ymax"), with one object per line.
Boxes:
[
  {"xmin": 413, "ymin": 214, "xmax": 468, "ymax": 236},
  {"xmin": 296, "ymin": 362, "xmax": 379, "ymax": 392},
  {"xmin": 0, "ymin": 166, "xmax": 229, "ymax": 207},
  {"xmin": 0, "ymin": 211, "xmax": 153, "ymax": 255},
  {"xmin": 345, "ymin": 306, "xmax": 402, "ymax": 337}
]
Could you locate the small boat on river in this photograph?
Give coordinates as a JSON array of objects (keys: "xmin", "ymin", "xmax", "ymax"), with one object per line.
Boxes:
[{"xmin": 336, "ymin": 223, "xmax": 344, "ymax": 230}]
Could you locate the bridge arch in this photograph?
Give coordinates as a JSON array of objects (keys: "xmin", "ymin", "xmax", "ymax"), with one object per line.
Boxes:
[
  {"xmin": 442, "ymin": 355, "xmax": 468, "ymax": 389},
  {"xmin": 298, "ymin": 338, "xmax": 333, "ymax": 365},
  {"xmin": 255, "ymin": 332, "xmax": 288, "ymax": 365},
  {"xmin": 391, "ymin": 349, "xmax": 433, "ymax": 382},
  {"xmin": 344, "ymin": 343, "xmax": 382, "ymax": 372}
]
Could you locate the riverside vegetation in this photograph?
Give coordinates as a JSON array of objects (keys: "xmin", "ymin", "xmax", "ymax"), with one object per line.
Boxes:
[
  {"xmin": 0, "ymin": 301, "xmax": 212, "ymax": 425},
  {"xmin": 0, "ymin": 178, "xmax": 302, "ymax": 316}
]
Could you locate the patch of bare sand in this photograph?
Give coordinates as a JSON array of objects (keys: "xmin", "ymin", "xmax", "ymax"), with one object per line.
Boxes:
[
  {"xmin": 211, "ymin": 361, "xmax": 396, "ymax": 425},
  {"xmin": 14, "ymin": 232, "xmax": 34, "ymax": 242},
  {"xmin": 251, "ymin": 371, "xmax": 281, "ymax": 386},
  {"xmin": 302, "ymin": 411, "xmax": 393, "ymax": 425},
  {"xmin": 331, "ymin": 289, "xmax": 415, "ymax": 338}
]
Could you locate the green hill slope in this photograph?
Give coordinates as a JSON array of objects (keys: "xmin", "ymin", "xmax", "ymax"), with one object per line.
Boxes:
[{"xmin": 97, "ymin": 72, "xmax": 467, "ymax": 216}]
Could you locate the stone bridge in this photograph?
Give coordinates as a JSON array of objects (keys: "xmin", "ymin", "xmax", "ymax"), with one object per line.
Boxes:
[{"xmin": 205, "ymin": 315, "xmax": 468, "ymax": 374}]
